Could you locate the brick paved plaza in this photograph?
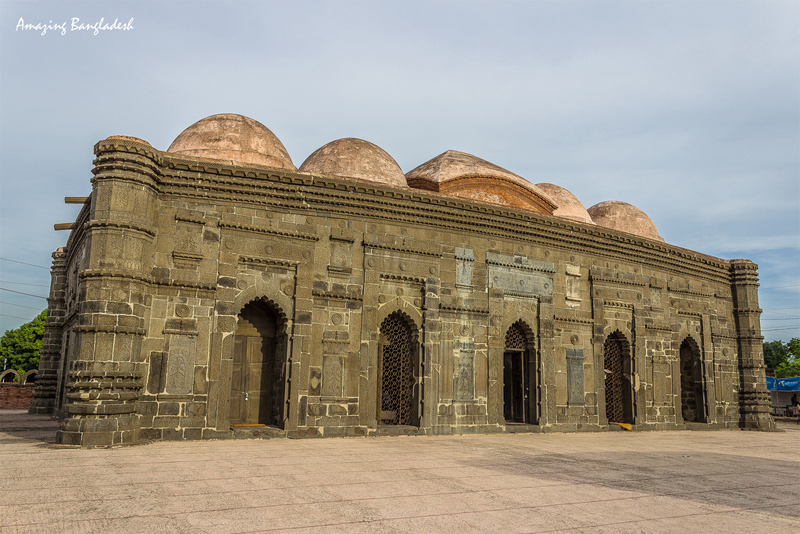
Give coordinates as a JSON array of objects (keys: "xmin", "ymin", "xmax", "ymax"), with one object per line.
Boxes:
[{"xmin": 1, "ymin": 410, "xmax": 797, "ymax": 533}]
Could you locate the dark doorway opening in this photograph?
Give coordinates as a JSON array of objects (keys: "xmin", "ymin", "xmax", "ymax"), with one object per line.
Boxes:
[
  {"xmin": 680, "ymin": 337, "xmax": 706, "ymax": 423},
  {"xmin": 504, "ymin": 322, "xmax": 532, "ymax": 423},
  {"xmin": 604, "ymin": 331, "xmax": 633, "ymax": 424},
  {"xmin": 230, "ymin": 300, "xmax": 284, "ymax": 427}
]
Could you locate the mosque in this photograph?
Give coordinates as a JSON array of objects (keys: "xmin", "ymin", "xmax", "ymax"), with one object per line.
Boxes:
[{"xmin": 30, "ymin": 114, "xmax": 774, "ymax": 446}]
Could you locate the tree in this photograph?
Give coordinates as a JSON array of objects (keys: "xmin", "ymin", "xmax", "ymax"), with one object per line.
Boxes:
[
  {"xmin": 0, "ymin": 309, "xmax": 46, "ymax": 375},
  {"xmin": 789, "ymin": 338, "xmax": 800, "ymax": 357},
  {"xmin": 763, "ymin": 340, "xmax": 789, "ymax": 369},
  {"xmin": 764, "ymin": 337, "xmax": 800, "ymax": 378},
  {"xmin": 775, "ymin": 359, "xmax": 800, "ymax": 378}
]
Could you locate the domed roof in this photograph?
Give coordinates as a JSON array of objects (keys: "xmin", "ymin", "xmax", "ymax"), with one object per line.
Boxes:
[
  {"xmin": 167, "ymin": 114, "xmax": 296, "ymax": 170},
  {"xmin": 587, "ymin": 201, "xmax": 663, "ymax": 242},
  {"xmin": 406, "ymin": 150, "xmax": 536, "ymax": 190},
  {"xmin": 535, "ymin": 183, "xmax": 594, "ymax": 225},
  {"xmin": 405, "ymin": 150, "xmax": 556, "ymax": 214},
  {"xmin": 299, "ymin": 138, "xmax": 407, "ymax": 188}
]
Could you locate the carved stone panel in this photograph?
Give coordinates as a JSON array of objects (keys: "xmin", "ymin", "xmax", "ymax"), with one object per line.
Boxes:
[
  {"xmin": 175, "ymin": 221, "xmax": 201, "ymax": 256},
  {"xmin": 489, "ymin": 269, "xmax": 553, "ymax": 295},
  {"xmin": 566, "ymin": 264, "xmax": 581, "ymax": 304},
  {"xmin": 166, "ymin": 336, "xmax": 195, "ymax": 395},
  {"xmin": 566, "ymin": 348, "xmax": 584, "ymax": 405},
  {"xmin": 653, "ymin": 362, "xmax": 670, "ymax": 404},
  {"xmin": 456, "ymin": 247, "xmax": 474, "ymax": 286},
  {"xmin": 487, "ymin": 252, "xmax": 554, "ymax": 296},
  {"xmin": 322, "ymin": 355, "xmax": 344, "ymax": 398},
  {"xmin": 454, "ymin": 340, "xmax": 475, "ymax": 402},
  {"xmin": 329, "ymin": 239, "xmax": 353, "ymax": 274}
]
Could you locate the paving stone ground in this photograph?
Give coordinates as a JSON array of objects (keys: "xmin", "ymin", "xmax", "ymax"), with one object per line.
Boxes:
[{"xmin": 1, "ymin": 410, "xmax": 798, "ymax": 534}]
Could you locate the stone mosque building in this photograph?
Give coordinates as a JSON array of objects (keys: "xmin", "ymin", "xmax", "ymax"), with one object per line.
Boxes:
[{"xmin": 30, "ymin": 114, "xmax": 773, "ymax": 446}]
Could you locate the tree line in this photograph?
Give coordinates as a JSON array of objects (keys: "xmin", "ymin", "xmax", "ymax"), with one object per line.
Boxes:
[
  {"xmin": 1, "ymin": 310, "xmax": 46, "ymax": 376},
  {"xmin": 763, "ymin": 338, "xmax": 800, "ymax": 378}
]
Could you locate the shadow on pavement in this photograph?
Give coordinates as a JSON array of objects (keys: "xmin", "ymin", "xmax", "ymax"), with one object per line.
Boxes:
[{"xmin": 0, "ymin": 410, "xmax": 58, "ymax": 444}]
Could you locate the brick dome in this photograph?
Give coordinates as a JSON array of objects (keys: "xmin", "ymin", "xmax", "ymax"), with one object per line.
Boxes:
[
  {"xmin": 167, "ymin": 114, "xmax": 296, "ymax": 170},
  {"xmin": 406, "ymin": 150, "xmax": 556, "ymax": 215},
  {"xmin": 535, "ymin": 183, "xmax": 594, "ymax": 225},
  {"xmin": 299, "ymin": 138, "xmax": 407, "ymax": 188},
  {"xmin": 587, "ymin": 200, "xmax": 663, "ymax": 242}
]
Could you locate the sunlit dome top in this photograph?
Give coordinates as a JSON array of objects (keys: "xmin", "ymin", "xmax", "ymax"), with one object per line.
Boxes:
[
  {"xmin": 405, "ymin": 150, "xmax": 556, "ymax": 215},
  {"xmin": 535, "ymin": 183, "xmax": 594, "ymax": 225},
  {"xmin": 299, "ymin": 138, "xmax": 407, "ymax": 188},
  {"xmin": 167, "ymin": 114, "xmax": 296, "ymax": 170},
  {"xmin": 587, "ymin": 200, "xmax": 663, "ymax": 242}
]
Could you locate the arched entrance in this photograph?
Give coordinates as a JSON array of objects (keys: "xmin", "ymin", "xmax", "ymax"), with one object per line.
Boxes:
[
  {"xmin": 604, "ymin": 331, "xmax": 633, "ymax": 424},
  {"xmin": 378, "ymin": 312, "xmax": 418, "ymax": 426},
  {"xmin": 230, "ymin": 300, "xmax": 285, "ymax": 427},
  {"xmin": 504, "ymin": 321, "xmax": 535, "ymax": 424},
  {"xmin": 680, "ymin": 337, "xmax": 706, "ymax": 423}
]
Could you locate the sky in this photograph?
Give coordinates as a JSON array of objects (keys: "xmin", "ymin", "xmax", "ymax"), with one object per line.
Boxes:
[{"xmin": 0, "ymin": 0, "xmax": 798, "ymax": 342}]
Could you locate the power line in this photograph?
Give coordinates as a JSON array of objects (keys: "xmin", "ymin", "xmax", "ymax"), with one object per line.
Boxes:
[
  {"xmin": 761, "ymin": 310, "xmax": 800, "ymax": 318},
  {"xmin": 0, "ymin": 280, "xmax": 50, "ymax": 288},
  {"xmin": 0, "ymin": 288, "xmax": 47, "ymax": 299},
  {"xmin": 0, "ymin": 257, "xmax": 49, "ymax": 270},
  {"xmin": 0, "ymin": 313, "xmax": 31, "ymax": 320},
  {"xmin": 0, "ymin": 301, "xmax": 43, "ymax": 311},
  {"xmin": 761, "ymin": 284, "xmax": 800, "ymax": 290}
]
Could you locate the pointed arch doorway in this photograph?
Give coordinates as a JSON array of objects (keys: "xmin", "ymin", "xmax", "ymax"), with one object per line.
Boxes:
[
  {"xmin": 378, "ymin": 312, "xmax": 419, "ymax": 426},
  {"xmin": 679, "ymin": 337, "xmax": 706, "ymax": 423},
  {"xmin": 503, "ymin": 321, "xmax": 537, "ymax": 424},
  {"xmin": 603, "ymin": 331, "xmax": 633, "ymax": 425},
  {"xmin": 230, "ymin": 300, "xmax": 285, "ymax": 427}
]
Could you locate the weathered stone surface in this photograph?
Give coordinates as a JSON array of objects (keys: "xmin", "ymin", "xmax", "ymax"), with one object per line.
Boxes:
[{"xmin": 40, "ymin": 116, "xmax": 772, "ymax": 446}]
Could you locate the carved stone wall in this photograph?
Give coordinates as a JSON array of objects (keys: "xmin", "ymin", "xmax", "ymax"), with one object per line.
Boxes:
[{"xmin": 41, "ymin": 137, "xmax": 773, "ymax": 445}]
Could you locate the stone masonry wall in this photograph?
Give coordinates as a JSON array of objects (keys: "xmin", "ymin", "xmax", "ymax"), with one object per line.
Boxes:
[{"xmin": 44, "ymin": 137, "xmax": 774, "ymax": 446}]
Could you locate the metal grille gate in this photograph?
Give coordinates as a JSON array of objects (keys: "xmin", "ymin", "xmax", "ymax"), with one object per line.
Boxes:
[
  {"xmin": 504, "ymin": 322, "xmax": 528, "ymax": 423},
  {"xmin": 380, "ymin": 314, "xmax": 414, "ymax": 425},
  {"xmin": 604, "ymin": 336, "xmax": 625, "ymax": 423},
  {"xmin": 505, "ymin": 323, "xmax": 527, "ymax": 350}
]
